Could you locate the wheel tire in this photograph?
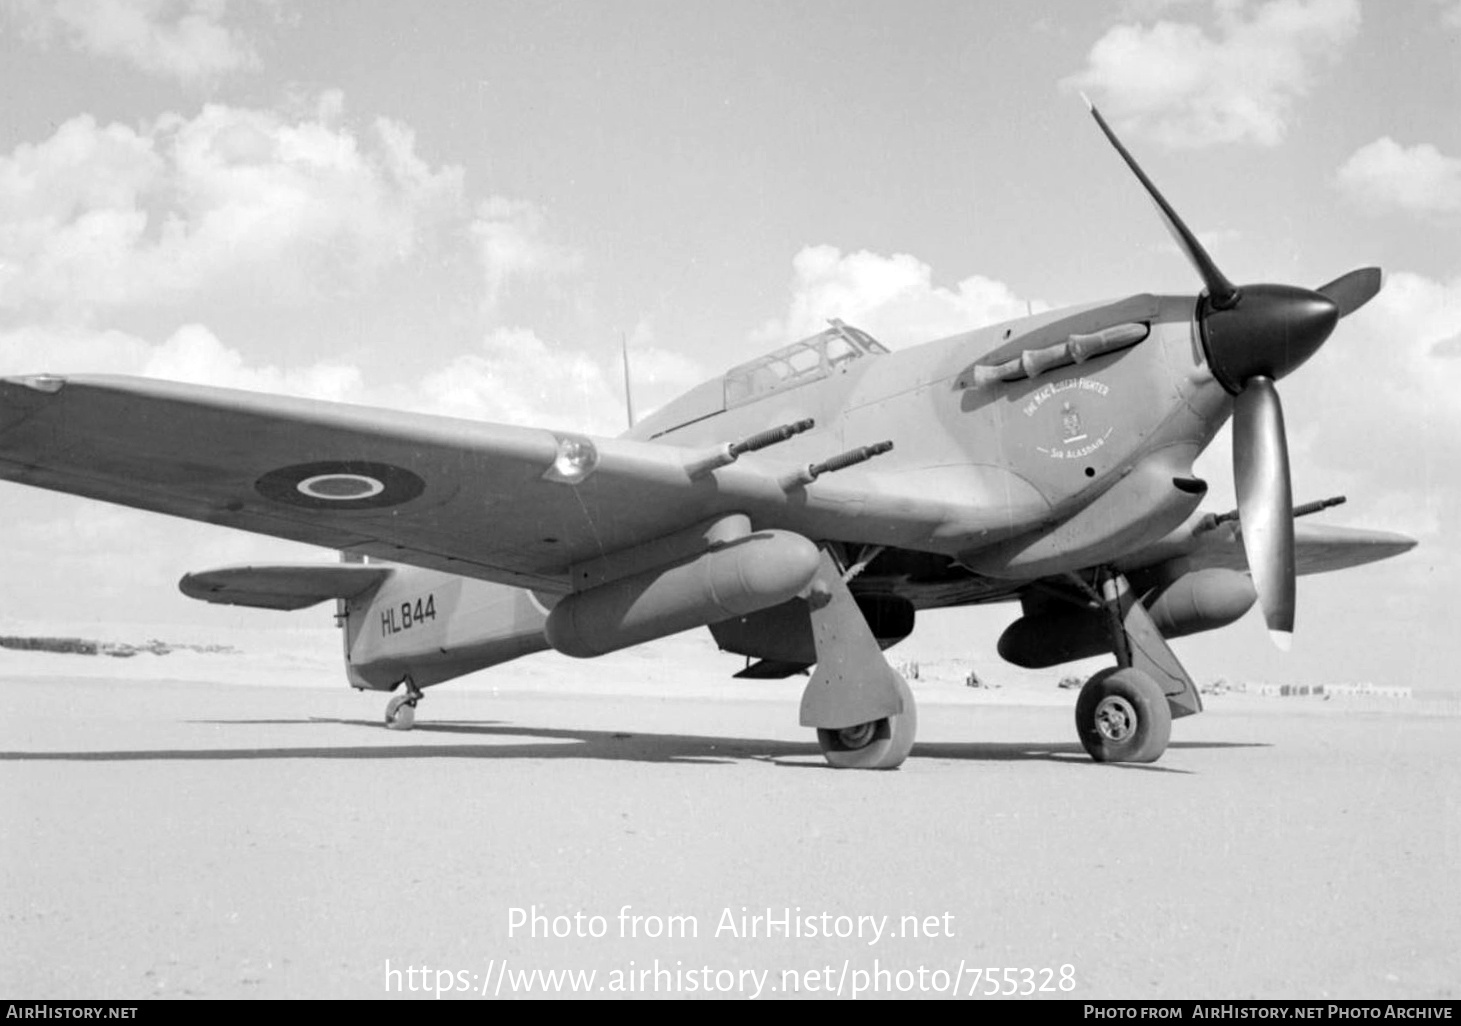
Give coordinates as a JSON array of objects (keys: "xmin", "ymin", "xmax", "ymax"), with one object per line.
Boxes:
[
  {"xmin": 385, "ymin": 693, "xmax": 416, "ymax": 731},
  {"xmin": 816, "ymin": 674, "xmax": 918, "ymax": 770},
  {"xmin": 1075, "ymin": 667, "xmax": 1171, "ymax": 763}
]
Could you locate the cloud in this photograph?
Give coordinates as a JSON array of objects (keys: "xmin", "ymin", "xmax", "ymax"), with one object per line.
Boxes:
[
  {"xmin": 0, "ymin": 314, "xmax": 710, "ymax": 437},
  {"xmin": 415, "ymin": 326, "xmax": 702, "ymax": 435},
  {"xmin": 470, "ymin": 197, "xmax": 583, "ymax": 314},
  {"xmin": 0, "ymin": 91, "xmax": 687, "ymax": 435},
  {"xmin": 0, "ymin": 320, "xmax": 364, "ymax": 401},
  {"xmin": 416, "ymin": 326, "xmax": 617, "ymax": 432},
  {"xmin": 140, "ymin": 323, "xmax": 363, "ymax": 400},
  {"xmin": 755, "ymin": 245, "xmax": 1036, "ymax": 349},
  {"xmin": 0, "ymin": 99, "xmax": 464, "ymax": 316},
  {"xmin": 3, "ymin": 0, "xmax": 271, "ymax": 81},
  {"xmin": 1065, "ymin": 0, "xmax": 1361, "ymax": 148},
  {"xmin": 1335, "ymin": 138, "xmax": 1461, "ymax": 216},
  {"xmin": 1268, "ymin": 271, "xmax": 1461, "ymax": 540}
]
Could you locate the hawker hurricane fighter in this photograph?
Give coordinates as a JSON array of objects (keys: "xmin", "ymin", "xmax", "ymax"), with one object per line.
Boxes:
[{"xmin": 0, "ymin": 105, "xmax": 1414, "ymax": 768}]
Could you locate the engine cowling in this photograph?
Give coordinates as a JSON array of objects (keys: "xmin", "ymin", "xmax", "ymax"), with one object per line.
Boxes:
[{"xmin": 997, "ymin": 567, "xmax": 1257, "ymax": 669}]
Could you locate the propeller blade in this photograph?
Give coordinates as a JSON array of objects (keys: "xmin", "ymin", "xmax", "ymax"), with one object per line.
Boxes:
[
  {"xmin": 1083, "ymin": 95, "xmax": 1240, "ymax": 309},
  {"xmin": 1233, "ymin": 377, "xmax": 1296, "ymax": 647},
  {"xmin": 1081, "ymin": 97, "xmax": 1374, "ymax": 650},
  {"xmin": 1316, "ymin": 267, "xmax": 1383, "ymax": 318}
]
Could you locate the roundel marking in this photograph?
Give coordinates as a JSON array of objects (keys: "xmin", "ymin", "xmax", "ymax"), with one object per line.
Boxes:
[
  {"xmin": 255, "ymin": 461, "xmax": 426, "ymax": 510},
  {"xmin": 296, "ymin": 473, "xmax": 386, "ymax": 500}
]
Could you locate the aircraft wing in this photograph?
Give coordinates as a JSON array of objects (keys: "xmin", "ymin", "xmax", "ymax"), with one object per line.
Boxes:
[
  {"xmin": 179, "ymin": 563, "xmax": 395, "ymax": 611},
  {"xmin": 0, "ymin": 374, "xmax": 784, "ymax": 591},
  {"xmin": 1116, "ymin": 512, "xmax": 1417, "ymax": 578}
]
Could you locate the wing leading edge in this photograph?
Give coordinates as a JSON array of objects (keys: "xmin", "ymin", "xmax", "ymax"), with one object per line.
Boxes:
[
  {"xmin": 0, "ymin": 374, "xmax": 768, "ymax": 591},
  {"xmin": 0, "ymin": 373, "xmax": 1038, "ymax": 591}
]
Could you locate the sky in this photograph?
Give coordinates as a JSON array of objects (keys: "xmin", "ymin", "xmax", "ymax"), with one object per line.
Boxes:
[{"xmin": 0, "ymin": 0, "xmax": 1457, "ymax": 691}]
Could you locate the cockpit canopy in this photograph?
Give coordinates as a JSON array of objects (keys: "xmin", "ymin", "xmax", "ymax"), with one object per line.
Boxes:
[
  {"xmin": 723, "ymin": 320, "xmax": 889, "ymax": 407},
  {"xmin": 630, "ymin": 319, "xmax": 891, "ymax": 440}
]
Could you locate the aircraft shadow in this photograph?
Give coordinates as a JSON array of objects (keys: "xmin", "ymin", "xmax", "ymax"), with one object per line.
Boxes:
[{"xmin": 1, "ymin": 716, "xmax": 1266, "ymax": 772}]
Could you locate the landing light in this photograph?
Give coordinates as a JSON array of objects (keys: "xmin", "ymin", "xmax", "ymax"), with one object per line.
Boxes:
[{"xmin": 544, "ymin": 434, "xmax": 600, "ymax": 484}]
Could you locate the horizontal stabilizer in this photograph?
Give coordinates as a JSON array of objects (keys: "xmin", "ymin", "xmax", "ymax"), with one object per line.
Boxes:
[{"xmin": 180, "ymin": 563, "xmax": 394, "ymax": 611}]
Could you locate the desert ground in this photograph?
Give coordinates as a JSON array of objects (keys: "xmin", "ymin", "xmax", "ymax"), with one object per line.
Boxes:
[{"xmin": 2, "ymin": 632, "xmax": 1458, "ymax": 1001}]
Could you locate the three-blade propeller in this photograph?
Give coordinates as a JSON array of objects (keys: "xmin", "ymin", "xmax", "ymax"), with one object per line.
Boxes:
[{"xmin": 1084, "ymin": 99, "xmax": 1382, "ymax": 648}]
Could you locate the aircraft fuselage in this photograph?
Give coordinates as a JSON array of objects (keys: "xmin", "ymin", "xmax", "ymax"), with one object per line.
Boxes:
[{"xmin": 632, "ymin": 292, "xmax": 1231, "ymax": 580}]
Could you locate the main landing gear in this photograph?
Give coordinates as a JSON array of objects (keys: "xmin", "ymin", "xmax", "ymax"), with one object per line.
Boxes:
[
  {"xmin": 384, "ymin": 678, "xmax": 422, "ymax": 731},
  {"xmin": 815, "ymin": 673, "xmax": 919, "ymax": 770},
  {"xmin": 1071, "ymin": 568, "xmax": 1201, "ymax": 764},
  {"xmin": 799, "ymin": 549, "xmax": 917, "ymax": 770},
  {"xmin": 1074, "ymin": 667, "xmax": 1171, "ymax": 763}
]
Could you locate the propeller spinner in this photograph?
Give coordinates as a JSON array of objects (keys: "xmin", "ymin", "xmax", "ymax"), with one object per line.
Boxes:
[{"xmin": 1084, "ymin": 99, "xmax": 1382, "ymax": 647}]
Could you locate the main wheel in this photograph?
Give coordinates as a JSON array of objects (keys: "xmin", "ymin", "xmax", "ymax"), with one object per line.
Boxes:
[
  {"xmin": 384, "ymin": 693, "xmax": 417, "ymax": 731},
  {"xmin": 1074, "ymin": 667, "xmax": 1171, "ymax": 763},
  {"xmin": 815, "ymin": 674, "xmax": 918, "ymax": 770}
]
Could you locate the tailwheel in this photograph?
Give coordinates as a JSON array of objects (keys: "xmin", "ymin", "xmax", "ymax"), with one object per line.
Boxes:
[
  {"xmin": 815, "ymin": 674, "xmax": 917, "ymax": 770},
  {"xmin": 1074, "ymin": 667, "xmax": 1171, "ymax": 764},
  {"xmin": 384, "ymin": 680, "xmax": 421, "ymax": 731}
]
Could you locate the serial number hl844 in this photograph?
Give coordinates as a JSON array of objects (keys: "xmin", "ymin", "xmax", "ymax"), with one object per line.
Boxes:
[{"xmin": 381, "ymin": 594, "xmax": 437, "ymax": 635}]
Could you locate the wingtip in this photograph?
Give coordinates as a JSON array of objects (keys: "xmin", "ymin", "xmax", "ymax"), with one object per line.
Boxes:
[
  {"xmin": 1268, "ymin": 629, "xmax": 1293, "ymax": 653},
  {"xmin": 1079, "ymin": 90, "xmax": 1095, "ymax": 112}
]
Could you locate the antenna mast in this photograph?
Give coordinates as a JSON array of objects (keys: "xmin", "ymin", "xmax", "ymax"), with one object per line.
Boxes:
[{"xmin": 621, "ymin": 332, "xmax": 636, "ymax": 429}]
